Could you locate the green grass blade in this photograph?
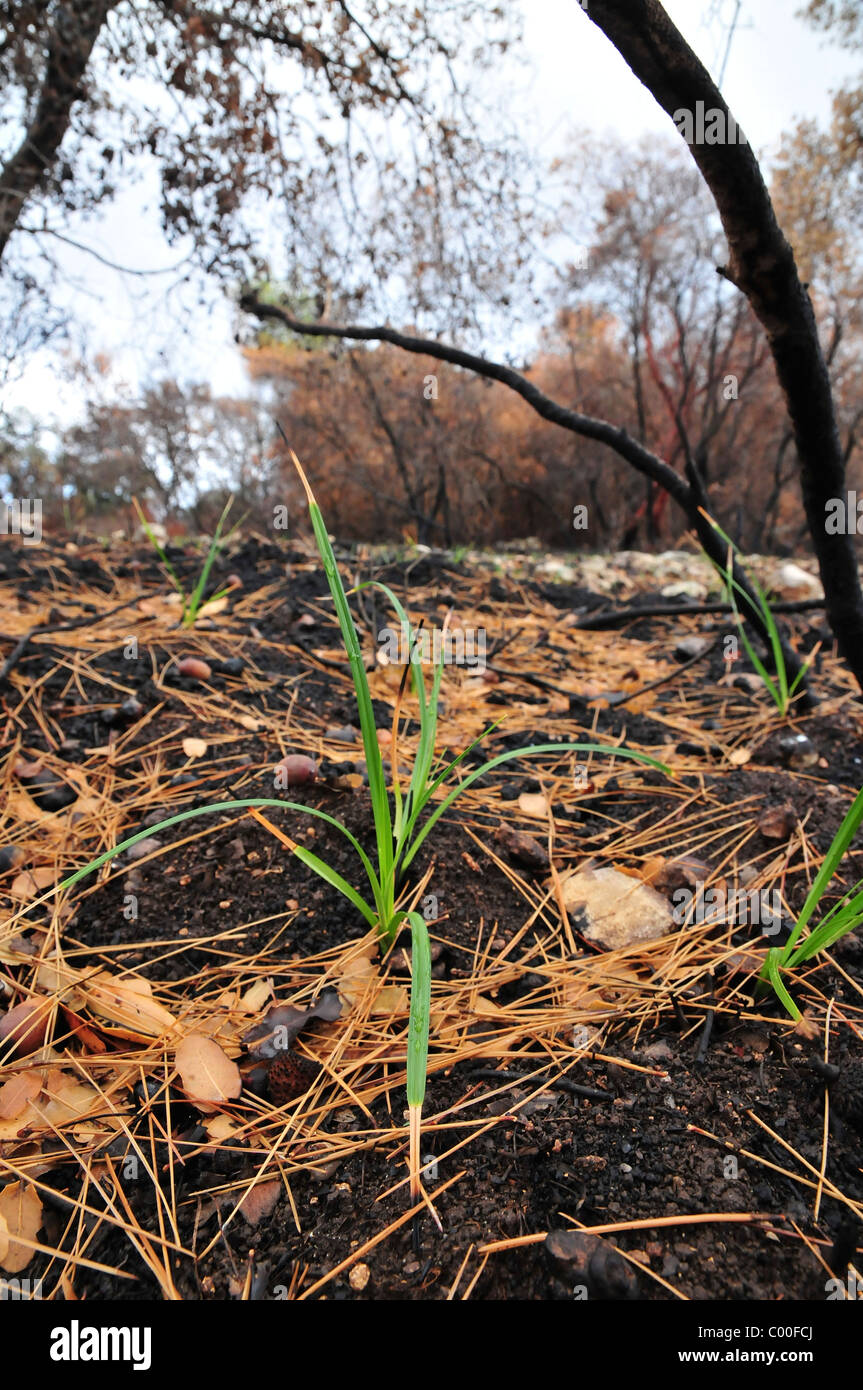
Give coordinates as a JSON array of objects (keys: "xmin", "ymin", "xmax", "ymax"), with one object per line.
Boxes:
[
  {"xmin": 132, "ymin": 497, "xmax": 189, "ymax": 619},
  {"xmin": 779, "ymin": 783, "xmax": 863, "ymax": 963},
  {"xmin": 186, "ymin": 494, "xmax": 234, "ymax": 622},
  {"xmin": 405, "ymin": 910, "xmax": 431, "ymax": 1108},
  {"xmin": 288, "ymin": 448, "xmax": 393, "ymax": 892},
  {"xmin": 54, "ymin": 798, "xmax": 381, "ymax": 901},
  {"xmin": 290, "ymin": 844, "xmax": 377, "ymax": 926},
  {"xmin": 400, "ymin": 741, "xmax": 669, "ymax": 874},
  {"xmin": 765, "ymin": 949, "xmax": 801, "ymax": 1021}
]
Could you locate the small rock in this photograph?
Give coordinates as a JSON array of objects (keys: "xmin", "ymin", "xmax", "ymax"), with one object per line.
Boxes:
[
  {"xmin": 17, "ymin": 767, "xmax": 77, "ymax": 812},
  {"xmin": 732, "ymin": 673, "xmax": 764, "ymax": 693},
  {"xmin": 390, "ymin": 941, "xmax": 445, "ymax": 973},
  {"xmin": 544, "ymin": 1230, "xmax": 639, "ymax": 1298},
  {"xmin": 561, "ymin": 866, "xmax": 673, "ymax": 950},
  {"xmin": 275, "ymin": 754, "xmax": 319, "ymax": 787},
  {"xmin": 126, "ymin": 837, "xmax": 163, "ymax": 862},
  {"xmin": 176, "ymin": 657, "xmax": 212, "ymax": 680},
  {"xmin": 777, "ymin": 733, "xmax": 818, "ymax": 769},
  {"xmin": 0, "ymin": 846, "xmax": 27, "ymax": 873},
  {"xmin": 652, "ymin": 855, "xmax": 714, "ymax": 893},
  {"xmin": 674, "ymin": 636, "xmax": 711, "ymax": 661},
  {"xmin": 774, "ymin": 563, "xmax": 823, "ymax": 601},
  {"xmin": 494, "ymin": 823, "xmax": 550, "ymax": 872},
  {"xmin": 757, "ymin": 803, "xmax": 797, "ymax": 841},
  {"xmin": 348, "ymin": 1263, "xmax": 370, "ymax": 1292},
  {"xmin": 661, "ymin": 581, "xmax": 707, "ymax": 601},
  {"xmin": 326, "ymin": 726, "xmax": 358, "ymax": 744}
]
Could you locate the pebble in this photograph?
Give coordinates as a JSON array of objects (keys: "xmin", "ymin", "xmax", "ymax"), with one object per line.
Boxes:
[
  {"xmin": 674, "ymin": 636, "xmax": 711, "ymax": 661},
  {"xmin": 757, "ymin": 803, "xmax": 797, "ymax": 840},
  {"xmin": 275, "ymin": 754, "xmax": 319, "ymax": 786},
  {"xmin": 126, "ymin": 837, "xmax": 163, "ymax": 862},
  {"xmin": 176, "ymin": 657, "xmax": 212, "ymax": 680},
  {"xmin": 494, "ymin": 823, "xmax": 549, "ymax": 872},
  {"xmin": 544, "ymin": 1230, "xmax": 639, "ymax": 1298},
  {"xmin": 0, "ymin": 846, "xmax": 27, "ymax": 873},
  {"xmin": 777, "ymin": 732, "xmax": 818, "ymax": 769}
]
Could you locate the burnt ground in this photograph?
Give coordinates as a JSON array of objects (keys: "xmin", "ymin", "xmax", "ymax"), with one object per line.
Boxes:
[{"xmin": 1, "ymin": 530, "xmax": 862, "ymax": 1304}]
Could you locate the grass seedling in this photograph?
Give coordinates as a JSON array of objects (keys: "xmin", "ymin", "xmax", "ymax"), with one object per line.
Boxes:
[
  {"xmin": 762, "ymin": 784, "xmax": 863, "ymax": 1020},
  {"xmin": 698, "ymin": 508, "xmax": 815, "ymax": 717},
  {"xmin": 53, "ymin": 452, "xmax": 669, "ymax": 1206},
  {"xmin": 132, "ymin": 495, "xmax": 237, "ymax": 628}
]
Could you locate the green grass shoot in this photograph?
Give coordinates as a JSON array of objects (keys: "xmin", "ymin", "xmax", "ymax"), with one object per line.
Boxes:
[
  {"xmin": 698, "ymin": 508, "xmax": 813, "ymax": 716},
  {"xmin": 53, "ymin": 450, "xmax": 670, "ymax": 1207},
  {"xmin": 132, "ymin": 495, "xmax": 237, "ymax": 628}
]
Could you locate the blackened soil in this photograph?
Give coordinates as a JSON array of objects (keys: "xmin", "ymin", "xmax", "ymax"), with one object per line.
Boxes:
[{"xmin": 3, "ymin": 533, "xmax": 863, "ymax": 1302}]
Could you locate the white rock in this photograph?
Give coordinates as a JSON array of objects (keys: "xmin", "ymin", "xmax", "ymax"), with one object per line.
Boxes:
[
  {"xmin": 561, "ymin": 866, "xmax": 673, "ymax": 950},
  {"xmin": 774, "ymin": 564, "xmax": 822, "ymax": 600}
]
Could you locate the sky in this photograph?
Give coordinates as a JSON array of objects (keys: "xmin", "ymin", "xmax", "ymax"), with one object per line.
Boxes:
[{"xmin": 2, "ymin": 0, "xmax": 859, "ymax": 429}]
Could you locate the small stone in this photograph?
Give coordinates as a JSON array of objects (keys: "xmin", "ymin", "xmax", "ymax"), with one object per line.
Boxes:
[
  {"xmin": 176, "ymin": 657, "xmax": 212, "ymax": 681},
  {"xmin": 674, "ymin": 636, "xmax": 711, "ymax": 661},
  {"xmin": 494, "ymin": 823, "xmax": 549, "ymax": 872},
  {"xmin": 757, "ymin": 803, "xmax": 797, "ymax": 841},
  {"xmin": 777, "ymin": 733, "xmax": 818, "ymax": 769},
  {"xmin": 561, "ymin": 866, "xmax": 673, "ymax": 950},
  {"xmin": 732, "ymin": 673, "xmax": 764, "ymax": 693},
  {"xmin": 275, "ymin": 754, "xmax": 319, "ymax": 786},
  {"xmin": 126, "ymin": 837, "xmax": 163, "ymax": 862},
  {"xmin": 326, "ymin": 726, "xmax": 357, "ymax": 744},
  {"xmin": 0, "ymin": 846, "xmax": 27, "ymax": 873},
  {"xmin": 652, "ymin": 855, "xmax": 714, "ymax": 893},
  {"xmin": 544, "ymin": 1231, "xmax": 639, "ymax": 1298},
  {"xmin": 17, "ymin": 766, "xmax": 77, "ymax": 812},
  {"xmin": 348, "ymin": 1263, "xmax": 370, "ymax": 1292},
  {"xmin": 774, "ymin": 563, "xmax": 822, "ymax": 601}
]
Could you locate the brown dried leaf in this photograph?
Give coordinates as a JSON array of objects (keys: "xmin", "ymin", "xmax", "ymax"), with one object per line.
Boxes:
[
  {"xmin": 176, "ymin": 1033, "xmax": 242, "ymax": 1104},
  {"xmin": 0, "ymin": 1181, "xmax": 43, "ymax": 1274},
  {"xmin": 0, "ymin": 1072, "xmax": 41, "ymax": 1120},
  {"xmin": 82, "ymin": 971, "xmax": 177, "ymax": 1039}
]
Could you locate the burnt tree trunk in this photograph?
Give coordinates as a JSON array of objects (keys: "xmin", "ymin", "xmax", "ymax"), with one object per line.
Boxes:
[{"xmin": 586, "ymin": 0, "xmax": 863, "ymax": 691}]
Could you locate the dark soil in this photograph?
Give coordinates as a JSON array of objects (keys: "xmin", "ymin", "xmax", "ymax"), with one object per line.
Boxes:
[{"xmin": 2, "ymin": 532, "xmax": 863, "ymax": 1302}]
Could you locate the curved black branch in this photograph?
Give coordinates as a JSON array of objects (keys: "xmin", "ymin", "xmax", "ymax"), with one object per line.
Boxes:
[{"xmin": 240, "ymin": 291, "xmax": 811, "ymax": 698}]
